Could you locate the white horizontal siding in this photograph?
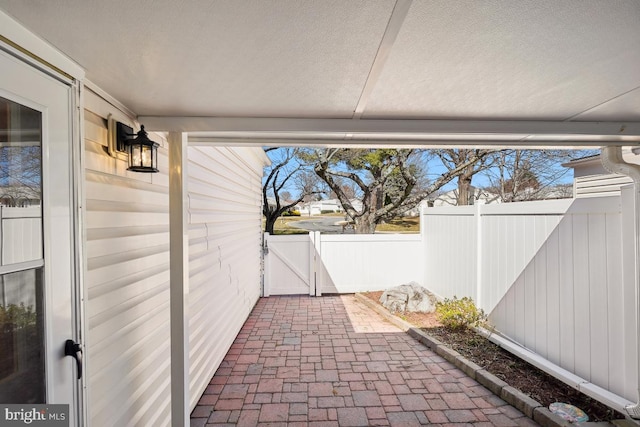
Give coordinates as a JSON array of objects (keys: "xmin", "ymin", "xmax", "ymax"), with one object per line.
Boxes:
[
  {"xmin": 84, "ymin": 104, "xmax": 172, "ymax": 427},
  {"xmin": 575, "ymin": 173, "xmax": 632, "ymax": 198},
  {"xmin": 83, "ymin": 95, "xmax": 267, "ymax": 423},
  {"xmin": 187, "ymin": 146, "xmax": 266, "ymax": 411}
]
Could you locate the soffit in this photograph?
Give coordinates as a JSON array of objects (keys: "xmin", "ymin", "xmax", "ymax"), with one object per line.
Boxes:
[
  {"xmin": 0, "ymin": 0, "xmax": 394, "ymax": 117},
  {"xmin": 1, "ymin": 0, "xmax": 639, "ymax": 145},
  {"xmin": 363, "ymin": 0, "xmax": 640, "ymax": 120}
]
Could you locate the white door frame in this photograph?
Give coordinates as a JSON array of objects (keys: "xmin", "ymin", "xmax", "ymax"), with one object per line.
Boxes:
[{"xmin": 0, "ymin": 41, "xmax": 87, "ymax": 426}]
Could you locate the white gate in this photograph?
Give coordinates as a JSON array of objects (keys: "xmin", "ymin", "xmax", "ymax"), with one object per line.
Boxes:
[
  {"xmin": 263, "ymin": 232, "xmax": 318, "ymax": 296},
  {"xmin": 263, "ymin": 231, "xmax": 423, "ymax": 296}
]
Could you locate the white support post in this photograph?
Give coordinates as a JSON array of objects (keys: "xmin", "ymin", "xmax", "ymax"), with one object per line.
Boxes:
[
  {"xmin": 313, "ymin": 231, "xmax": 322, "ymax": 296},
  {"xmin": 263, "ymin": 233, "xmax": 270, "ymax": 297},
  {"xmin": 169, "ymin": 132, "xmax": 189, "ymax": 427},
  {"xmin": 475, "ymin": 202, "xmax": 484, "ymax": 310},
  {"xmin": 420, "ymin": 203, "xmax": 429, "ymax": 290}
]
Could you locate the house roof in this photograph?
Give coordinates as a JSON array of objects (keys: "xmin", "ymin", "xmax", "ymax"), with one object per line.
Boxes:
[
  {"xmin": 2, "ymin": 1, "xmax": 640, "ymax": 147},
  {"xmin": 561, "ymin": 154, "xmax": 602, "ymax": 168}
]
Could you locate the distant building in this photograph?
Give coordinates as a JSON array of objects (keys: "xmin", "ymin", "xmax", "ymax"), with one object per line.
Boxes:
[
  {"xmin": 428, "ymin": 187, "xmax": 501, "ymax": 206},
  {"xmin": 564, "ymin": 149, "xmax": 640, "ymax": 198},
  {"xmin": 298, "ymin": 199, "xmax": 343, "ymax": 215}
]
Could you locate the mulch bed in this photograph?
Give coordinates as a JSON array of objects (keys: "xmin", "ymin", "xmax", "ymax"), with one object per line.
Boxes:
[
  {"xmin": 425, "ymin": 326, "xmax": 624, "ymax": 422},
  {"xmin": 361, "ymin": 291, "xmax": 625, "ymax": 422}
]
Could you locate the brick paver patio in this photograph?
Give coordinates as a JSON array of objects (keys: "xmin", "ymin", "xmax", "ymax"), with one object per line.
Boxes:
[{"xmin": 191, "ymin": 295, "xmax": 539, "ymax": 426}]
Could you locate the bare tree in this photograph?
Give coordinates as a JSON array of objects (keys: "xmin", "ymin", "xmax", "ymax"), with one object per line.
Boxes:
[
  {"xmin": 434, "ymin": 149, "xmax": 497, "ymax": 205},
  {"xmin": 0, "ymin": 145, "xmax": 41, "ymax": 207},
  {"xmin": 293, "ymin": 170, "xmax": 326, "ymax": 203},
  {"xmin": 262, "ymin": 148, "xmax": 323, "ymax": 234},
  {"xmin": 311, "ymin": 148, "xmax": 490, "ymax": 233},
  {"xmin": 484, "ymin": 150, "xmax": 594, "ymax": 202}
]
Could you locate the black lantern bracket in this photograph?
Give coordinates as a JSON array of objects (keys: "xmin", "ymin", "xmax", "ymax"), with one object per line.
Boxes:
[
  {"xmin": 106, "ymin": 114, "xmax": 127, "ymax": 159},
  {"xmin": 107, "ymin": 114, "xmax": 160, "ymax": 173}
]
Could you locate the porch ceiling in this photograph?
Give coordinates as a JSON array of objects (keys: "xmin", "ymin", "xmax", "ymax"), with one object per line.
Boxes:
[{"xmin": 1, "ymin": 0, "xmax": 640, "ymax": 146}]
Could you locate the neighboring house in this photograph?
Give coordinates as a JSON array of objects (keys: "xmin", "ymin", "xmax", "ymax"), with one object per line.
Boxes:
[
  {"xmin": 429, "ymin": 186, "xmax": 501, "ymax": 206},
  {"xmin": 564, "ymin": 149, "xmax": 640, "ymax": 198},
  {"xmin": 429, "ymin": 185, "xmax": 572, "ymax": 207},
  {"xmin": 0, "ymin": 147, "xmax": 41, "ymax": 206},
  {"xmin": 0, "ymin": 185, "xmax": 40, "ymax": 207},
  {"xmin": 348, "ymin": 198, "xmax": 364, "ymax": 213},
  {"xmin": 297, "ymin": 198, "xmax": 370, "ymax": 217},
  {"xmin": 532, "ymin": 183, "xmax": 574, "ymax": 200},
  {"xmin": 298, "ymin": 198, "xmax": 344, "ymax": 215}
]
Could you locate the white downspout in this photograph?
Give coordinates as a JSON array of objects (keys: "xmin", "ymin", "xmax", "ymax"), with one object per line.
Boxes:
[{"xmin": 601, "ymin": 146, "xmax": 640, "ymax": 419}]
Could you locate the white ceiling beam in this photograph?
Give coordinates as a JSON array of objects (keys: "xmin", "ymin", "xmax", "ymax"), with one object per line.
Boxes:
[
  {"xmin": 141, "ymin": 116, "xmax": 640, "ymax": 137},
  {"xmin": 186, "ymin": 136, "xmax": 635, "ymax": 149}
]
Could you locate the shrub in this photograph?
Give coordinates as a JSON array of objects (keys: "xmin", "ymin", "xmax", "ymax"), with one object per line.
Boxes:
[
  {"xmin": 435, "ymin": 296, "xmax": 486, "ymax": 330},
  {"xmin": 0, "ymin": 303, "xmax": 37, "ymax": 331},
  {"xmin": 282, "ymin": 210, "xmax": 301, "ymax": 217}
]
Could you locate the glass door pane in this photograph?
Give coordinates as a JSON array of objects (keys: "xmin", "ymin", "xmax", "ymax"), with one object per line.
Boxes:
[
  {"xmin": 0, "ymin": 96, "xmax": 45, "ymax": 403},
  {"xmin": 0, "ymin": 268, "xmax": 44, "ymax": 403}
]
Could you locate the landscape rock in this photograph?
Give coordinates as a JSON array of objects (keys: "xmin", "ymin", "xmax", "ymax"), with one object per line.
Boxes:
[{"xmin": 379, "ymin": 282, "xmax": 439, "ymax": 313}]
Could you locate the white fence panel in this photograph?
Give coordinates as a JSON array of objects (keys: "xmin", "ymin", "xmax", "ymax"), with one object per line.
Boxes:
[
  {"xmin": 422, "ymin": 206, "xmax": 477, "ymax": 300},
  {"xmin": 479, "ymin": 200, "xmax": 571, "ymax": 312},
  {"xmin": 1, "ymin": 206, "xmax": 42, "ymax": 265},
  {"xmin": 621, "ymin": 186, "xmax": 639, "ymax": 403},
  {"xmin": 422, "ymin": 200, "xmax": 570, "ymax": 310},
  {"xmin": 264, "ymin": 233, "xmax": 314, "ymax": 296},
  {"xmin": 265, "ymin": 233, "xmax": 422, "ymax": 296},
  {"xmin": 489, "ymin": 196, "xmax": 636, "ymax": 402},
  {"xmin": 319, "ymin": 234, "xmax": 422, "ymax": 294},
  {"xmin": 423, "ymin": 196, "xmax": 637, "ymax": 409}
]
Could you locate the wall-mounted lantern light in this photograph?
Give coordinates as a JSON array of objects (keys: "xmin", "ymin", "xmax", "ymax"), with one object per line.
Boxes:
[
  {"xmin": 107, "ymin": 115, "xmax": 159, "ymax": 173},
  {"xmin": 118, "ymin": 123, "xmax": 159, "ymax": 173}
]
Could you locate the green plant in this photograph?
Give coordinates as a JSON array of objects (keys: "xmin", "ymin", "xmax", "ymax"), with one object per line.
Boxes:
[
  {"xmin": 0, "ymin": 303, "xmax": 37, "ymax": 330},
  {"xmin": 435, "ymin": 296, "xmax": 486, "ymax": 330}
]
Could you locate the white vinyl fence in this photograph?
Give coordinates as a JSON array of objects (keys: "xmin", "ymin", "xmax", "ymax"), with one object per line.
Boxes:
[
  {"xmin": 0, "ymin": 206, "xmax": 42, "ymax": 309},
  {"xmin": 264, "ymin": 232, "xmax": 423, "ymax": 296},
  {"xmin": 422, "ymin": 199, "xmax": 572, "ymax": 313},
  {"xmin": 0, "ymin": 206, "xmax": 42, "ymax": 266},
  {"xmin": 423, "ymin": 196, "xmax": 638, "ymax": 408}
]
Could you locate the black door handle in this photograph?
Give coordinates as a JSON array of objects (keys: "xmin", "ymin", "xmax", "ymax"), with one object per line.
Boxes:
[{"xmin": 64, "ymin": 339, "xmax": 82, "ymax": 380}]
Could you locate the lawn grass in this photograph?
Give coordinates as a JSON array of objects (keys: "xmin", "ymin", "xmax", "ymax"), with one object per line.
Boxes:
[
  {"xmin": 264, "ymin": 214, "xmax": 420, "ymax": 234},
  {"xmin": 264, "ymin": 215, "xmax": 310, "ymax": 235},
  {"xmin": 375, "ymin": 216, "xmax": 420, "ymax": 233}
]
